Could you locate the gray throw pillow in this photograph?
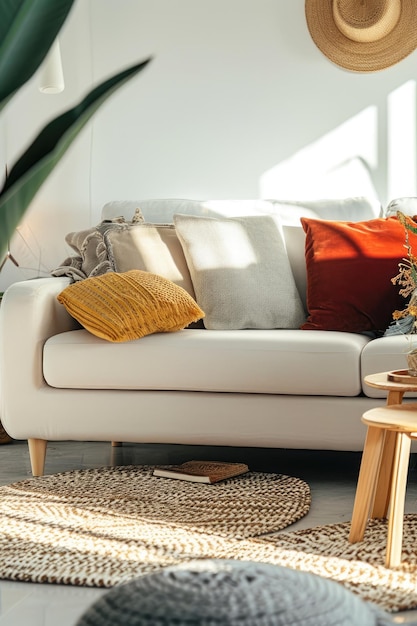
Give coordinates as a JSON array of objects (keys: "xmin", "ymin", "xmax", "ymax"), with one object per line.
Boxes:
[{"xmin": 174, "ymin": 213, "xmax": 306, "ymax": 330}]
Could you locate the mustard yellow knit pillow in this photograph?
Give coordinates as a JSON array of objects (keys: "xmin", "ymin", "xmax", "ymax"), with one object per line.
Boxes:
[{"xmin": 57, "ymin": 270, "xmax": 205, "ymax": 342}]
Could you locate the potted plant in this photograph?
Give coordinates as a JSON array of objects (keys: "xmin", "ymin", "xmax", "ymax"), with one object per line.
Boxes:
[
  {"xmin": 387, "ymin": 211, "xmax": 417, "ymax": 374},
  {"xmin": 0, "ymin": 0, "xmax": 151, "ymax": 262},
  {"xmin": 0, "ymin": 0, "xmax": 151, "ymax": 443}
]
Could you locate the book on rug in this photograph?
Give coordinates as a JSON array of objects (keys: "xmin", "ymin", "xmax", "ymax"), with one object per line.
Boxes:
[{"xmin": 152, "ymin": 460, "xmax": 249, "ymax": 483}]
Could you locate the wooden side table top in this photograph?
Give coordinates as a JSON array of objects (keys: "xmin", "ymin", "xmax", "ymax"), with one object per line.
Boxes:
[
  {"xmin": 364, "ymin": 371, "xmax": 417, "ymax": 406},
  {"xmin": 364, "ymin": 371, "xmax": 417, "ymax": 393}
]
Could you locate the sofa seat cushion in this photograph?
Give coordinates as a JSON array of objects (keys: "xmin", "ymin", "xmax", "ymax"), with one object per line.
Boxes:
[{"xmin": 43, "ymin": 329, "xmax": 371, "ymax": 396}]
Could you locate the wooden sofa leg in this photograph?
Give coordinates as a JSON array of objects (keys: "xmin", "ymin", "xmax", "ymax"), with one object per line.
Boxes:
[
  {"xmin": 28, "ymin": 438, "xmax": 47, "ymax": 476},
  {"xmin": 111, "ymin": 442, "xmax": 122, "ymax": 447}
]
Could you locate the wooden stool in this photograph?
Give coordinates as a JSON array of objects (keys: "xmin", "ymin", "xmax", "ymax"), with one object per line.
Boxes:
[{"xmin": 349, "ymin": 403, "xmax": 417, "ymax": 567}]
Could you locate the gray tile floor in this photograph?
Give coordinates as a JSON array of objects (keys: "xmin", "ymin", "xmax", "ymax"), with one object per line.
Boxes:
[{"xmin": 0, "ymin": 439, "xmax": 416, "ymax": 625}]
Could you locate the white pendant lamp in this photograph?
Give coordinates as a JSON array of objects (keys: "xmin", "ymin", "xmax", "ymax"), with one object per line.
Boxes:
[{"xmin": 38, "ymin": 39, "xmax": 65, "ymax": 94}]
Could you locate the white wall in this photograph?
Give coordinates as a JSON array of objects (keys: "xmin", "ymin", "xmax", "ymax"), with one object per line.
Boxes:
[{"xmin": 1, "ymin": 0, "xmax": 417, "ymax": 290}]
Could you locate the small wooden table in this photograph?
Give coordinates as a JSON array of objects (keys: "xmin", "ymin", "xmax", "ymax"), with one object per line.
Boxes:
[
  {"xmin": 349, "ymin": 371, "xmax": 417, "ymax": 566},
  {"xmin": 362, "ymin": 372, "xmax": 417, "ymax": 517}
]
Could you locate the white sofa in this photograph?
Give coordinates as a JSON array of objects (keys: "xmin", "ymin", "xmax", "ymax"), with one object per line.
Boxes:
[{"xmin": 1, "ymin": 196, "xmax": 415, "ymax": 476}]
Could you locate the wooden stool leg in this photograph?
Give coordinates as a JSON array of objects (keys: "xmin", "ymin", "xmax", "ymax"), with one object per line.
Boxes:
[
  {"xmin": 385, "ymin": 432, "xmax": 411, "ymax": 568},
  {"xmin": 371, "ymin": 389, "xmax": 405, "ymax": 519},
  {"xmin": 371, "ymin": 430, "xmax": 398, "ymax": 518},
  {"xmin": 349, "ymin": 425, "xmax": 385, "ymax": 543}
]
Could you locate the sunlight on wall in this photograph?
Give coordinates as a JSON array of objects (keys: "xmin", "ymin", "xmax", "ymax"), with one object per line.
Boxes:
[
  {"xmin": 260, "ymin": 81, "xmax": 417, "ymax": 206},
  {"xmin": 259, "ymin": 106, "xmax": 379, "ymax": 201},
  {"xmin": 387, "ymin": 80, "xmax": 416, "ymax": 200}
]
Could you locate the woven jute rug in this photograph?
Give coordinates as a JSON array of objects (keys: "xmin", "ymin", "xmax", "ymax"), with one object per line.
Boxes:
[
  {"xmin": 3, "ymin": 464, "xmax": 415, "ymax": 613},
  {"xmin": 251, "ymin": 515, "xmax": 417, "ymax": 613},
  {"xmin": 0, "ymin": 465, "xmax": 310, "ymax": 587}
]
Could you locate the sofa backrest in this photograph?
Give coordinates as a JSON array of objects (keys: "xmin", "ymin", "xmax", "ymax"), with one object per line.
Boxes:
[
  {"xmin": 102, "ymin": 197, "xmax": 381, "ymax": 224},
  {"xmin": 101, "ymin": 197, "xmax": 381, "ymax": 309}
]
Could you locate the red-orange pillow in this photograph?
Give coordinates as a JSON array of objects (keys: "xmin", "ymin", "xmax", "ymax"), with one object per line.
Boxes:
[{"xmin": 301, "ymin": 216, "xmax": 412, "ymax": 333}]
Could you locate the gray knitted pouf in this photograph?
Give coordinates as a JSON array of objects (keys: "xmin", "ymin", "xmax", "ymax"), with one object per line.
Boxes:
[{"xmin": 76, "ymin": 559, "xmax": 393, "ymax": 625}]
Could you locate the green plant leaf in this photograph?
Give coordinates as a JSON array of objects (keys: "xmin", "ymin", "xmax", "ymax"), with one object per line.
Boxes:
[
  {"xmin": 0, "ymin": 58, "xmax": 152, "ymax": 258},
  {"xmin": 0, "ymin": 0, "xmax": 76, "ymax": 111}
]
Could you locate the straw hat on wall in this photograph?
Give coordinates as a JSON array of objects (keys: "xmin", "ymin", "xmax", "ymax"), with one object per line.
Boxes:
[{"xmin": 305, "ymin": 0, "xmax": 417, "ymax": 72}]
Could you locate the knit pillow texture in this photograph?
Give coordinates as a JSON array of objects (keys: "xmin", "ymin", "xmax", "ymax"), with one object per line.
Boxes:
[
  {"xmin": 301, "ymin": 216, "xmax": 413, "ymax": 333},
  {"xmin": 57, "ymin": 270, "xmax": 205, "ymax": 342}
]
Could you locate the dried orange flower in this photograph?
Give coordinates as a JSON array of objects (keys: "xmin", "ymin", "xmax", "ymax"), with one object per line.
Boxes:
[{"xmin": 391, "ymin": 211, "xmax": 417, "ymax": 323}]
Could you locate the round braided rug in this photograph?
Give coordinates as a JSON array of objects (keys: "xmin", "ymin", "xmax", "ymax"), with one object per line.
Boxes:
[{"xmin": 0, "ymin": 465, "xmax": 310, "ymax": 587}]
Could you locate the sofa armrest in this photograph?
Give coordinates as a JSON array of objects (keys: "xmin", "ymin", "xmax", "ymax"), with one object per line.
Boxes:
[{"xmin": 0, "ymin": 277, "xmax": 79, "ymax": 435}]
